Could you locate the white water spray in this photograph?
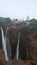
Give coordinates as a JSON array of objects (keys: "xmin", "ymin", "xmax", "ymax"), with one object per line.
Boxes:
[{"xmin": 1, "ymin": 28, "xmax": 9, "ymax": 61}]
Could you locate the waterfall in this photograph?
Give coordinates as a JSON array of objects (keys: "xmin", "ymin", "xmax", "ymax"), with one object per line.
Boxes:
[
  {"xmin": 15, "ymin": 32, "xmax": 20, "ymax": 60},
  {"xmin": 6, "ymin": 28, "xmax": 11, "ymax": 60},
  {"xmin": 1, "ymin": 28, "xmax": 9, "ymax": 61}
]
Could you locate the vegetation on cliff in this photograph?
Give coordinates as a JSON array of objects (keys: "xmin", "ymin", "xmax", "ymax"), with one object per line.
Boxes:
[{"xmin": 0, "ymin": 17, "xmax": 37, "ymax": 61}]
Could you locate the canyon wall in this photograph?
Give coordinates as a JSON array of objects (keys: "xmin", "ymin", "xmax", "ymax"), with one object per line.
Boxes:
[{"xmin": 0, "ymin": 27, "xmax": 37, "ymax": 61}]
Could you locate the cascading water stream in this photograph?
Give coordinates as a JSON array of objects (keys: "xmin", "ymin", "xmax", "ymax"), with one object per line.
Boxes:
[
  {"xmin": 1, "ymin": 28, "xmax": 9, "ymax": 62},
  {"xmin": 15, "ymin": 32, "xmax": 20, "ymax": 60},
  {"xmin": 5, "ymin": 28, "xmax": 11, "ymax": 61}
]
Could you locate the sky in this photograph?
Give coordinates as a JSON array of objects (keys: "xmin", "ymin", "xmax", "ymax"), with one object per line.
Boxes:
[{"xmin": 0, "ymin": 0, "xmax": 37, "ymax": 20}]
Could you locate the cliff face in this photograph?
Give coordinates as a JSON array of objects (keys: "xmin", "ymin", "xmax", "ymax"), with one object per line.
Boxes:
[
  {"xmin": 19, "ymin": 28, "xmax": 37, "ymax": 61},
  {"xmin": 0, "ymin": 27, "xmax": 37, "ymax": 62},
  {"xmin": 28, "ymin": 30, "xmax": 37, "ymax": 61},
  {"xmin": 7, "ymin": 28, "xmax": 19, "ymax": 59},
  {"xmin": 6, "ymin": 27, "xmax": 37, "ymax": 61}
]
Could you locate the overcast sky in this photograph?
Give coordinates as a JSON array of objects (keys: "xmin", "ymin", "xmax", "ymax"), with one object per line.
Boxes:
[{"xmin": 0, "ymin": 0, "xmax": 37, "ymax": 20}]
